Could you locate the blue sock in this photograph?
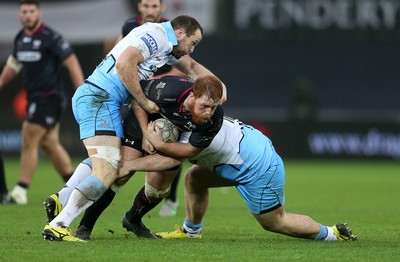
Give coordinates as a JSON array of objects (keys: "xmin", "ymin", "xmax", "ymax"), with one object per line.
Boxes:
[
  {"xmin": 314, "ymin": 224, "xmax": 328, "ymax": 240},
  {"xmin": 184, "ymin": 218, "xmax": 202, "ymax": 231},
  {"xmin": 76, "ymin": 175, "xmax": 107, "ymax": 201}
]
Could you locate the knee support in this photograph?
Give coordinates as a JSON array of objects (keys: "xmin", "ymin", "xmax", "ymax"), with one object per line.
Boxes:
[
  {"xmin": 144, "ymin": 179, "xmax": 171, "ymax": 202},
  {"xmin": 86, "ymin": 146, "xmax": 121, "ymax": 169}
]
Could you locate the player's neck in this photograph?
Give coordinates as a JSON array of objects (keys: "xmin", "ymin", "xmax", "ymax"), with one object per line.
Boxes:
[{"xmin": 24, "ymin": 21, "xmax": 43, "ymax": 36}]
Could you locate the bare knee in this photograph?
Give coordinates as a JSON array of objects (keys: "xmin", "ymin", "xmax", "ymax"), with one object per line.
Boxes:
[
  {"xmin": 185, "ymin": 166, "xmax": 205, "ymax": 189},
  {"xmin": 254, "ymin": 206, "xmax": 286, "ymax": 233}
]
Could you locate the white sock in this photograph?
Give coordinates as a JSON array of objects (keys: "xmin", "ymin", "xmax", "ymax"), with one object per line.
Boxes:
[
  {"xmin": 49, "ymin": 189, "xmax": 94, "ymax": 228},
  {"xmin": 182, "ymin": 223, "xmax": 202, "ymax": 237},
  {"xmin": 324, "ymin": 226, "xmax": 338, "ymax": 241},
  {"xmin": 58, "ymin": 162, "xmax": 92, "ymax": 207}
]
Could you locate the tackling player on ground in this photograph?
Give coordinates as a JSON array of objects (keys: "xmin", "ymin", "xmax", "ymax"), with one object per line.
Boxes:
[{"xmin": 120, "ymin": 117, "xmax": 358, "ymax": 241}]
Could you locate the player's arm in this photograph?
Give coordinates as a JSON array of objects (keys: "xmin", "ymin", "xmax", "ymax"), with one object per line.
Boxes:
[
  {"xmin": 0, "ymin": 55, "xmax": 21, "ymax": 91},
  {"xmin": 174, "ymin": 55, "xmax": 227, "ymax": 104},
  {"xmin": 62, "ymin": 54, "xmax": 84, "ymax": 89},
  {"xmin": 119, "ymin": 153, "xmax": 181, "ymax": 175},
  {"xmin": 116, "ymin": 46, "xmax": 159, "ymax": 114},
  {"xmin": 146, "ymin": 121, "xmax": 203, "ymax": 159},
  {"xmin": 131, "ymin": 101, "xmax": 155, "ymax": 154}
]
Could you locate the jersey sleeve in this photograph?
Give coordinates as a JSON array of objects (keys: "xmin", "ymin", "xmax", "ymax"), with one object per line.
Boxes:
[
  {"xmin": 49, "ymin": 33, "xmax": 74, "ymax": 62},
  {"xmin": 12, "ymin": 31, "xmax": 23, "ymax": 59},
  {"xmin": 129, "ymin": 29, "xmax": 167, "ymax": 61}
]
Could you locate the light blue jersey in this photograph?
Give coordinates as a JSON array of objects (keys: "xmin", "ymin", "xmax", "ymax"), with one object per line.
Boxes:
[
  {"xmin": 72, "ymin": 22, "xmax": 179, "ymax": 140},
  {"xmin": 183, "ymin": 117, "xmax": 285, "ymax": 214}
]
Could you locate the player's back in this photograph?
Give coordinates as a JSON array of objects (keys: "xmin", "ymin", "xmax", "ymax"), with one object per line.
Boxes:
[{"xmin": 188, "ymin": 117, "xmax": 275, "ymax": 183}]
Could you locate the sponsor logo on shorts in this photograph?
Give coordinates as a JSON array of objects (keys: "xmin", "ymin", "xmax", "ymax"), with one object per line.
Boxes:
[
  {"xmin": 141, "ymin": 33, "xmax": 158, "ymax": 56},
  {"xmin": 98, "ymin": 119, "xmax": 111, "ymax": 128},
  {"xmin": 45, "ymin": 116, "xmax": 55, "ymax": 125}
]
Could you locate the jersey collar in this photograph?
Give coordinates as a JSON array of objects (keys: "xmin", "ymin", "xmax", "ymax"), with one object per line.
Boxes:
[
  {"xmin": 161, "ymin": 21, "xmax": 177, "ymax": 46},
  {"xmin": 24, "ymin": 22, "xmax": 45, "ymax": 36}
]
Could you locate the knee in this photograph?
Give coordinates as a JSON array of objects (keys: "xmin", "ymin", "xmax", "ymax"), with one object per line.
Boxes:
[
  {"xmin": 185, "ymin": 167, "xmax": 202, "ymax": 187},
  {"xmin": 40, "ymin": 140, "xmax": 52, "ymax": 153},
  {"xmin": 256, "ymin": 207, "xmax": 286, "ymax": 233},
  {"xmin": 144, "ymin": 180, "xmax": 170, "ymax": 203},
  {"xmin": 261, "ymin": 223, "xmax": 280, "ymax": 233}
]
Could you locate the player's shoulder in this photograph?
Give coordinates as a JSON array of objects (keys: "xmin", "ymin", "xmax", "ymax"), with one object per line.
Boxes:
[
  {"xmin": 39, "ymin": 24, "xmax": 64, "ymax": 40},
  {"xmin": 123, "ymin": 16, "xmax": 141, "ymax": 28},
  {"xmin": 14, "ymin": 29, "xmax": 24, "ymax": 41},
  {"xmin": 160, "ymin": 75, "xmax": 193, "ymax": 85}
]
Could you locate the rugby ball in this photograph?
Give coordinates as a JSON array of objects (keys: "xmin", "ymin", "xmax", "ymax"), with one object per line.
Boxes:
[{"xmin": 154, "ymin": 118, "xmax": 179, "ymax": 143}]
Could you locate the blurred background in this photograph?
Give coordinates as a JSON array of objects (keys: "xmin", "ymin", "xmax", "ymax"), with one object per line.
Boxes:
[{"xmin": 0, "ymin": 0, "xmax": 399, "ymax": 160}]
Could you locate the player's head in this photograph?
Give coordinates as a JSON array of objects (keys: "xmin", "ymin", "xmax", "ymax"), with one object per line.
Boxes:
[
  {"xmin": 171, "ymin": 15, "xmax": 203, "ymax": 59},
  {"xmin": 138, "ymin": 0, "xmax": 165, "ymax": 24},
  {"xmin": 186, "ymin": 75, "xmax": 223, "ymax": 124},
  {"xmin": 19, "ymin": 0, "xmax": 41, "ymax": 31}
]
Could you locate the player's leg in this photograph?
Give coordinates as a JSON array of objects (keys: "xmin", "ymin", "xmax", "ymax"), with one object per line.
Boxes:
[
  {"xmin": 43, "ymin": 86, "xmax": 123, "ymax": 242},
  {"xmin": 156, "ymin": 165, "xmax": 235, "ymax": 239},
  {"xmin": 253, "ymin": 205, "xmax": 357, "ymax": 241},
  {"xmin": 75, "ymin": 145, "xmax": 143, "ymax": 240},
  {"xmin": 123, "ymin": 168, "xmax": 179, "ymax": 238},
  {"xmin": 252, "ymin": 154, "xmax": 357, "ymax": 241},
  {"xmin": 0, "ymin": 153, "xmax": 10, "ymax": 203},
  {"xmin": 40, "ymin": 122, "xmax": 73, "ymax": 182},
  {"xmin": 10, "ymin": 121, "xmax": 47, "ymax": 204},
  {"xmin": 159, "ymin": 166, "xmax": 181, "ymax": 217},
  {"xmin": 48, "ymin": 135, "xmax": 120, "ymax": 228},
  {"xmin": 43, "ymin": 158, "xmax": 93, "ymax": 223}
]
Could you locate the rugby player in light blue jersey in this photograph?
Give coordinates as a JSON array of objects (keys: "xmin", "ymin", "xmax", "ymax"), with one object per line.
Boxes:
[
  {"xmin": 42, "ymin": 15, "xmax": 227, "ymax": 242},
  {"xmin": 119, "ymin": 117, "xmax": 358, "ymax": 241}
]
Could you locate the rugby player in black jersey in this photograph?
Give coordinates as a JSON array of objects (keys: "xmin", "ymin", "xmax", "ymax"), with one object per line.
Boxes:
[
  {"xmin": 43, "ymin": 75, "xmax": 223, "ymax": 240},
  {"xmin": 0, "ymin": 0, "xmax": 84, "ymax": 205}
]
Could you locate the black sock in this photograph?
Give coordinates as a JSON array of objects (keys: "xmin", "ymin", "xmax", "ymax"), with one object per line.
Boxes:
[
  {"xmin": 17, "ymin": 182, "xmax": 29, "ymax": 189},
  {"xmin": 79, "ymin": 188, "xmax": 116, "ymax": 230},
  {"xmin": 0, "ymin": 155, "xmax": 8, "ymax": 194},
  {"xmin": 125, "ymin": 186, "xmax": 162, "ymax": 224},
  {"xmin": 62, "ymin": 172, "xmax": 73, "ymax": 183},
  {"xmin": 166, "ymin": 172, "xmax": 180, "ymax": 202}
]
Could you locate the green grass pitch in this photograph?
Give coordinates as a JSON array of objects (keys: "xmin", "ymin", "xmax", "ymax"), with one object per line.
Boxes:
[{"xmin": 0, "ymin": 158, "xmax": 399, "ymax": 261}]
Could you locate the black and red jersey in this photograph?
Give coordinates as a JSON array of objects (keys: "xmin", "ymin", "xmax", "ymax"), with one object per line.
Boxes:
[
  {"xmin": 140, "ymin": 76, "xmax": 224, "ymax": 148},
  {"xmin": 12, "ymin": 23, "xmax": 74, "ymax": 100}
]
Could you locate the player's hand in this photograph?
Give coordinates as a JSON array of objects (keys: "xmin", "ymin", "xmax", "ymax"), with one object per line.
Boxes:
[
  {"xmin": 140, "ymin": 99, "xmax": 159, "ymax": 114},
  {"xmin": 142, "ymin": 137, "xmax": 156, "ymax": 155},
  {"xmin": 146, "ymin": 121, "xmax": 164, "ymax": 148}
]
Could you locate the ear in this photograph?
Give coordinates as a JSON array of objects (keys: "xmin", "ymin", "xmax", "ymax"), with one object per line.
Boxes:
[{"xmin": 176, "ymin": 28, "xmax": 186, "ymax": 40}]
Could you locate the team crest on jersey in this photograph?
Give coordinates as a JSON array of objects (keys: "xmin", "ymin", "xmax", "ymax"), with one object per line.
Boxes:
[
  {"xmin": 23, "ymin": 36, "xmax": 31, "ymax": 43},
  {"xmin": 141, "ymin": 33, "xmax": 158, "ymax": 55},
  {"xmin": 33, "ymin": 39, "xmax": 41, "ymax": 49}
]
